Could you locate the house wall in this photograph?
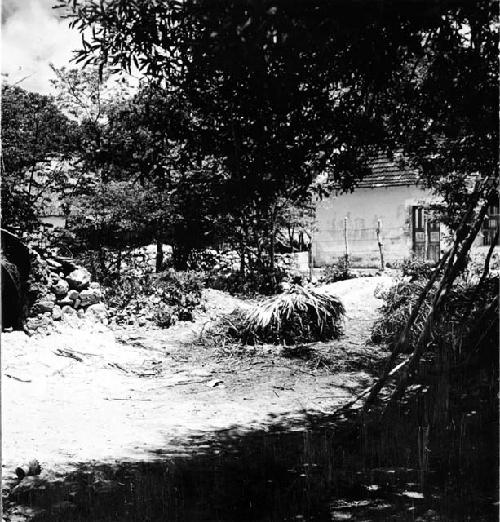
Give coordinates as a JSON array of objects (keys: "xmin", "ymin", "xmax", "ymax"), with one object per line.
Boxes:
[{"xmin": 313, "ymin": 184, "xmax": 437, "ymax": 268}]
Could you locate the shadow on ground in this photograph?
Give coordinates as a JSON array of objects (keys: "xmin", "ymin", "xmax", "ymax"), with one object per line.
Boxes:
[{"xmin": 4, "ymin": 404, "xmax": 497, "ymax": 522}]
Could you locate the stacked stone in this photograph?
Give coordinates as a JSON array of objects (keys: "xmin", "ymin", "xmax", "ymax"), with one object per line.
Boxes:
[
  {"xmin": 25, "ymin": 256, "xmax": 108, "ymax": 336},
  {"xmin": 196, "ymin": 249, "xmax": 240, "ymax": 272},
  {"xmin": 214, "ymin": 250, "xmax": 240, "ymax": 271}
]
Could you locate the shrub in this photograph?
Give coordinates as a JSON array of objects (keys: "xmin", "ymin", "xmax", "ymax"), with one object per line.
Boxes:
[
  {"xmin": 371, "ymin": 270, "xmax": 499, "ymax": 352},
  {"xmin": 400, "ymin": 257, "xmax": 434, "ymax": 280},
  {"xmin": 199, "ymin": 308, "xmax": 249, "ymax": 349},
  {"xmin": 210, "ymin": 285, "xmax": 345, "ymax": 345},
  {"xmin": 156, "ymin": 270, "xmax": 204, "ymax": 320},
  {"xmin": 205, "ymin": 267, "xmax": 287, "ymax": 296},
  {"xmin": 370, "ymin": 279, "xmax": 431, "ymax": 347},
  {"xmin": 322, "ymin": 256, "xmax": 354, "ymax": 283},
  {"xmin": 371, "ymin": 257, "xmax": 434, "ymax": 347},
  {"xmin": 105, "ymin": 269, "xmax": 204, "ymax": 328}
]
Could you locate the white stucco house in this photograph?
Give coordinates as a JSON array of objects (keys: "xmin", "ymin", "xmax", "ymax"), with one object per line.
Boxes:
[{"xmin": 312, "ymin": 154, "xmax": 498, "ymax": 268}]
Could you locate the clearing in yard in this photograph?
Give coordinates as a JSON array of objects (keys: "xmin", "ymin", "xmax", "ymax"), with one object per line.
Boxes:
[{"xmin": 2, "ymin": 276, "xmax": 392, "ymax": 518}]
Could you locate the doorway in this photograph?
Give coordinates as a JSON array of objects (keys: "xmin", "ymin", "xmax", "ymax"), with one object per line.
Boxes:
[{"xmin": 412, "ymin": 206, "xmax": 440, "ymax": 262}]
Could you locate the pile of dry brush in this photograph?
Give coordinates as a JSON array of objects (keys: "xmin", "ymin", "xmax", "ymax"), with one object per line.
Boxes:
[{"xmin": 203, "ymin": 285, "xmax": 345, "ymax": 346}]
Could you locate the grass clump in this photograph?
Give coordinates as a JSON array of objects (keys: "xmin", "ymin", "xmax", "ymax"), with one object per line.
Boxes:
[
  {"xmin": 370, "ymin": 279, "xmax": 430, "ymax": 348},
  {"xmin": 371, "ymin": 269, "xmax": 499, "ymax": 353},
  {"xmin": 322, "ymin": 256, "xmax": 355, "ymax": 283},
  {"xmin": 206, "ymin": 285, "xmax": 345, "ymax": 346}
]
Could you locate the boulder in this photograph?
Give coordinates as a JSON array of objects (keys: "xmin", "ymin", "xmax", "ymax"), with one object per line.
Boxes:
[
  {"xmin": 89, "ymin": 281, "xmax": 101, "ymax": 290},
  {"xmin": 32, "ymin": 299, "xmax": 55, "ymax": 314},
  {"xmin": 67, "ymin": 289, "xmax": 80, "ymax": 301},
  {"xmin": 15, "ymin": 459, "xmax": 41, "ymax": 480},
  {"xmin": 65, "ymin": 268, "xmax": 91, "ymax": 291},
  {"xmin": 61, "ymin": 305, "xmax": 77, "ymax": 317},
  {"xmin": 25, "ymin": 317, "xmax": 43, "ymax": 330},
  {"xmin": 52, "ymin": 305, "xmax": 62, "ymax": 321},
  {"xmin": 86, "ymin": 303, "xmax": 108, "ymax": 324},
  {"xmin": 51, "ymin": 279, "xmax": 69, "ymax": 296},
  {"xmin": 79, "ymin": 289, "xmax": 101, "ymax": 307},
  {"xmin": 46, "ymin": 259, "xmax": 63, "ymax": 270}
]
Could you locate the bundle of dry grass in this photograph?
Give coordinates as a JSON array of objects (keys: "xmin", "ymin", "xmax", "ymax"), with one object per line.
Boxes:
[{"xmin": 238, "ymin": 285, "xmax": 345, "ymax": 345}]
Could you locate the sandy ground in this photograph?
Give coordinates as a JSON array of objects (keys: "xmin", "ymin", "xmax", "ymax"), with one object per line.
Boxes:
[{"xmin": 2, "ymin": 276, "xmax": 392, "ymax": 481}]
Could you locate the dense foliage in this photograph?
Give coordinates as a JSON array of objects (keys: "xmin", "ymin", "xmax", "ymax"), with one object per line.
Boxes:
[
  {"xmin": 371, "ymin": 258, "xmax": 499, "ymax": 353},
  {"xmin": 322, "ymin": 257, "xmax": 354, "ymax": 284},
  {"xmin": 1, "ymin": 84, "xmax": 78, "ymax": 231}
]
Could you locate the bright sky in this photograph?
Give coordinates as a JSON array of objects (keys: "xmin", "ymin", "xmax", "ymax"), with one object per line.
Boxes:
[{"xmin": 1, "ymin": 0, "xmax": 82, "ymax": 94}]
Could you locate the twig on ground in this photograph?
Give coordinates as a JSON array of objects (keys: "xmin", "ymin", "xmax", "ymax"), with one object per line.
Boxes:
[
  {"xmin": 53, "ymin": 348, "xmax": 84, "ymax": 362},
  {"xmin": 312, "ymin": 395, "xmax": 353, "ymax": 400},
  {"xmin": 5, "ymin": 374, "xmax": 32, "ymax": 383},
  {"xmin": 107, "ymin": 362, "xmax": 130, "ymax": 373},
  {"xmin": 104, "ymin": 397, "xmax": 153, "ymax": 401}
]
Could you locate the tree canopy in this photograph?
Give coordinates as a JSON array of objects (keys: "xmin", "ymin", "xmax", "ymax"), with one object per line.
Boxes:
[
  {"xmin": 21, "ymin": 0, "xmax": 493, "ymax": 273},
  {"xmin": 1, "ymin": 84, "xmax": 78, "ymax": 231},
  {"xmin": 61, "ymin": 0, "xmax": 497, "ymax": 208}
]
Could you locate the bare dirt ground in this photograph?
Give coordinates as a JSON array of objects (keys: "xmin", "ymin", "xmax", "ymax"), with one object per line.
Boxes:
[{"xmin": 2, "ymin": 276, "xmax": 392, "ymax": 504}]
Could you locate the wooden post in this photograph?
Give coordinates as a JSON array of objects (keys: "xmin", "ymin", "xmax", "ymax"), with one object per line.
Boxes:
[
  {"xmin": 344, "ymin": 217, "xmax": 349, "ymax": 265},
  {"xmin": 308, "ymin": 242, "xmax": 313, "ymax": 282},
  {"xmin": 376, "ymin": 219, "xmax": 385, "ymax": 271},
  {"xmin": 155, "ymin": 237, "xmax": 163, "ymax": 273},
  {"xmin": 239, "ymin": 241, "xmax": 246, "ymax": 276},
  {"xmin": 423, "ymin": 208, "xmax": 428, "ymax": 261}
]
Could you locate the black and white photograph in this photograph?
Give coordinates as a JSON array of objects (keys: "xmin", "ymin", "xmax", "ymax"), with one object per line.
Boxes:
[{"xmin": 1, "ymin": 0, "xmax": 498, "ymax": 520}]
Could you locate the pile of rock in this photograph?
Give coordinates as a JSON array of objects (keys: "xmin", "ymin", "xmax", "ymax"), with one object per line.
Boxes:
[
  {"xmin": 194, "ymin": 250, "xmax": 309, "ymax": 274},
  {"xmin": 24, "ymin": 253, "xmax": 108, "ymax": 336},
  {"xmin": 189, "ymin": 249, "xmax": 241, "ymax": 271},
  {"xmin": 107, "ymin": 297, "xmax": 169, "ymax": 329},
  {"xmin": 275, "ymin": 252, "xmax": 310, "ymax": 274},
  {"xmin": 129, "ymin": 243, "xmax": 172, "ymax": 270}
]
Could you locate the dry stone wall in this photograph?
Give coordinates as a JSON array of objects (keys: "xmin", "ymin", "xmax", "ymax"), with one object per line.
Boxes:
[{"xmin": 24, "ymin": 251, "xmax": 107, "ymax": 336}]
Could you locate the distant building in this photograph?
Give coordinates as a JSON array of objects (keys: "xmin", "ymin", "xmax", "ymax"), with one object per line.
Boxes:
[
  {"xmin": 312, "ymin": 154, "xmax": 497, "ymax": 268},
  {"xmin": 24, "ymin": 158, "xmax": 76, "ymax": 231},
  {"xmin": 37, "ymin": 190, "xmax": 68, "ymax": 229}
]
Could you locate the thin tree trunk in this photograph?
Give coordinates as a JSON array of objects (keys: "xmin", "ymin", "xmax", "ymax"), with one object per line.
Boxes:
[
  {"xmin": 344, "ymin": 216, "xmax": 349, "ymax": 265},
  {"xmin": 270, "ymin": 231, "xmax": 276, "ymax": 270},
  {"xmin": 364, "ymin": 248, "xmax": 451, "ymax": 409},
  {"xmin": 376, "ymin": 219, "xmax": 385, "ymax": 271},
  {"xmin": 475, "ymin": 228, "xmax": 499, "ymax": 290},
  {"xmin": 98, "ymin": 247, "xmax": 106, "ymax": 276},
  {"xmin": 269, "ymin": 205, "xmax": 279, "ymax": 270},
  {"xmin": 156, "ymin": 237, "xmax": 163, "ymax": 273},
  {"xmin": 116, "ymin": 248, "xmax": 122, "ymax": 279},
  {"xmin": 363, "ymin": 180, "xmax": 490, "ymax": 410},
  {"xmin": 383, "ymin": 195, "xmax": 492, "ymax": 412},
  {"xmin": 239, "ymin": 240, "xmax": 246, "ymax": 276}
]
